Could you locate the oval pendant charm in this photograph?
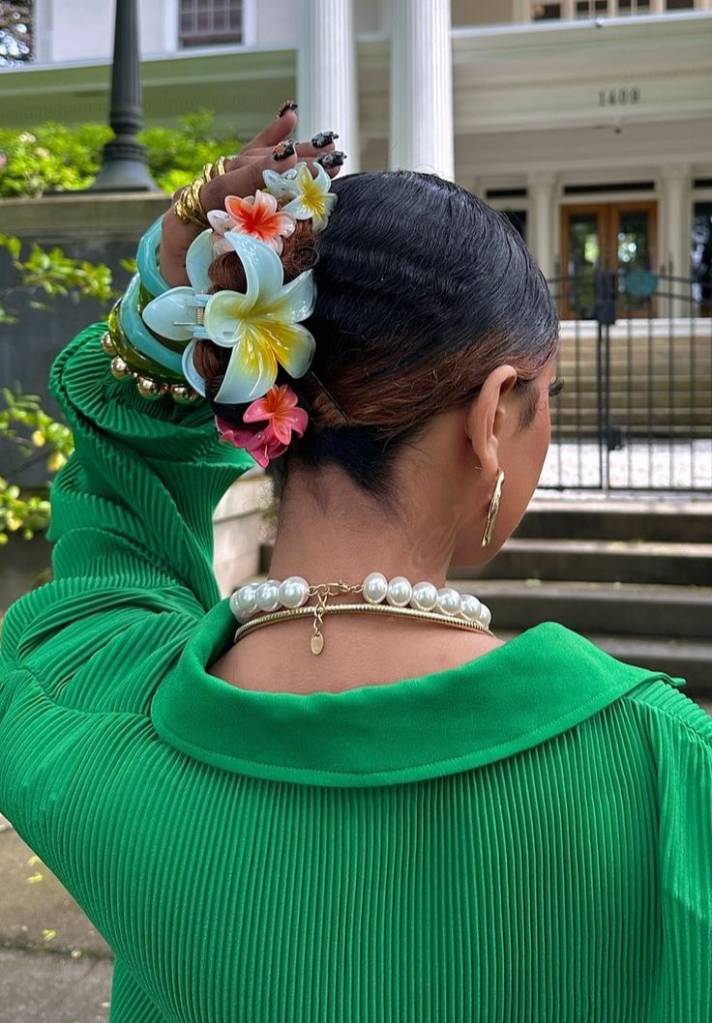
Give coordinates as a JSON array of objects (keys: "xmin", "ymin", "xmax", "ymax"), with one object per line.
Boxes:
[{"xmin": 310, "ymin": 633, "xmax": 324, "ymax": 655}]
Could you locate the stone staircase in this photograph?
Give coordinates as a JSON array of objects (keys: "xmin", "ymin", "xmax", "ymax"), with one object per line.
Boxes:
[{"xmin": 450, "ymin": 498, "xmax": 712, "ymax": 699}]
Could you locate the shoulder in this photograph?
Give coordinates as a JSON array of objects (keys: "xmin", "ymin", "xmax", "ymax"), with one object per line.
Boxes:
[{"xmin": 622, "ymin": 676, "xmax": 712, "ymax": 751}]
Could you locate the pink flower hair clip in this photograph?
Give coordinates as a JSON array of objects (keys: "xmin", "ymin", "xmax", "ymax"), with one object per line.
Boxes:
[{"xmin": 215, "ymin": 383, "xmax": 308, "ymax": 468}]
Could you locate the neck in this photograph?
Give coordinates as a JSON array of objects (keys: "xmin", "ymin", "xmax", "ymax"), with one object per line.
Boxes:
[{"xmin": 267, "ymin": 466, "xmax": 456, "ymax": 587}]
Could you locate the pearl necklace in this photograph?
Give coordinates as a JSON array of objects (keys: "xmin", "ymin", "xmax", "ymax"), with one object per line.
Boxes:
[{"xmin": 230, "ymin": 573, "xmax": 493, "ymax": 655}]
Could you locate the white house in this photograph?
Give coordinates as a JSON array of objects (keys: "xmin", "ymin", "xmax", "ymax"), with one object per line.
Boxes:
[{"xmin": 4, "ymin": 0, "xmax": 712, "ymax": 302}]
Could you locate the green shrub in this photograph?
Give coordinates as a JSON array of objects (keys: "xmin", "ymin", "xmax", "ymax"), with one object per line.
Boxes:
[
  {"xmin": 0, "ymin": 108, "xmax": 240, "ymax": 198},
  {"xmin": 0, "ymin": 107, "xmax": 243, "ymax": 546}
]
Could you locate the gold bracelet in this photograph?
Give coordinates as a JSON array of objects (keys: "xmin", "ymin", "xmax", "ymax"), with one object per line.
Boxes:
[
  {"xmin": 173, "ymin": 155, "xmax": 235, "ymax": 227},
  {"xmin": 100, "ymin": 300, "xmax": 201, "ymax": 404},
  {"xmin": 173, "ymin": 177, "xmax": 209, "ymax": 228}
]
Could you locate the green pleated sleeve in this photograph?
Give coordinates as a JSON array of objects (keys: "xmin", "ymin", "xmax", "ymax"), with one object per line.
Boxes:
[
  {"xmin": 629, "ymin": 682, "xmax": 712, "ymax": 1020},
  {"xmin": 0, "ymin": 320, "xmax": 253, "ymax": 716}
]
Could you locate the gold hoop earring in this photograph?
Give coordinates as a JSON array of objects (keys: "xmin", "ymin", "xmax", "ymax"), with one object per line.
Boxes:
[{"xmin": 481, "ymin": 469, "xmax": 505, "ymax": 548}]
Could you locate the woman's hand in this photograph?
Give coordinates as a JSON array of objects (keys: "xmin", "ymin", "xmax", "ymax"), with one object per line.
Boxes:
[{"xmin": 159, "ymin": 106, "xmax": 343, "ymax": 286}]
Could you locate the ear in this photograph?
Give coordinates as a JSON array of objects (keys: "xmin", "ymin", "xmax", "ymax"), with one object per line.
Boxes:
[{"xmin": 464, "ymin": 365, "xmax": 519, "ymax": 478}]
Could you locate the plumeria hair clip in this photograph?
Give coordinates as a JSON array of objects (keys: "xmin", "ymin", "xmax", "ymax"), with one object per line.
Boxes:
[
  {"xmin": 215, "ymin": 384, "xmax": 308, "ymax": 469},
  {"xmin": 140, "ymin": 161, "xmax": 338, "ymax": 466}
]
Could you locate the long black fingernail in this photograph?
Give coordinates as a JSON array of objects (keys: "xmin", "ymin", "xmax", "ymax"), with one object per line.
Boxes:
[
  {"xmin": 316, "ymin": 151, "xmax": 346, "ymax": 169},
  {"xmin": 276, "ymin": 100, "xmax": 298, "ymax": 118},
  {"xmin": 312, "ymin": 130, "xmax": 340, "ymax": 148},
  {"xmin": 272, "ymin": 140, "xmax": 296, "ymax": 161}
]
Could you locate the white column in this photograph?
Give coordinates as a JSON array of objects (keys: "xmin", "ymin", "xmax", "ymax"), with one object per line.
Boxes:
[
  {"xmin": 661, "ymin": 164, "xmax": 690, "ymax": 315},
  {"xmin": 512, "ymin": 0, "xmax": 533, "ymax": 21},
  {"xmin": 298, "ymin": 0, "xmax": 360, "ymax": 172},
  {"xmin": 34, "ymin": 0, "xmax": 53, "ymax": 63},
  {"xmin": 389, "ymin": 0, "xmax": 454, "ymax": 180},
  {"xmin": 528, "ymin": 173, "xmax": 557, "ymax": 280},
  {"xmin": 162, "ymin": 0, "xmax": 179, "ymax": 53}
]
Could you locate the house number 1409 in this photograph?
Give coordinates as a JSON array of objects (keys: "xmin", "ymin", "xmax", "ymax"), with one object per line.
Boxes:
[{"xmin": 599, "ymin": 87, "xmax": 641, "ymax": 106}]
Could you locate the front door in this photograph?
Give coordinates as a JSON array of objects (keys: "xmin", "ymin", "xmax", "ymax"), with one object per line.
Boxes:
[{"xmin": 560, "ymin": 201, "xmax": 658, "ymax": 318}]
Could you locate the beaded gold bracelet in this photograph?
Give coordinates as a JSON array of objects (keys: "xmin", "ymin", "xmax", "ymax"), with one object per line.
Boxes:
[{"xmin": 101, "ymin": 299, "xmax": 201, "ymax": 404}]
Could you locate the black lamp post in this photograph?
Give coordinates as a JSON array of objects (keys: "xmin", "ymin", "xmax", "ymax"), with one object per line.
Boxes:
[{"xmin": 88, "ymin": 0, "xmax": 158, "ymax": 192}]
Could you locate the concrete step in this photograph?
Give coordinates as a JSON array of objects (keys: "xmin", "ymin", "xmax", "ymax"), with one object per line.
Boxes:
[
  {"xmin": 496, "ymin": 630, "xmax": 712, "ymax": 698},
  {"xmin": 454, "ymin": 578, "xmax": 712, "ymax": 641},
  {"xmin": 517, "ymin": 498, "xmax": 712, "ymax": 543},
  {"xmin": 451, "ymin": 538, "xmax": 712, "ymax": 586},
  {"xmin": 550, "ymin": 415, "xmax": 711, "ymax": 427}
]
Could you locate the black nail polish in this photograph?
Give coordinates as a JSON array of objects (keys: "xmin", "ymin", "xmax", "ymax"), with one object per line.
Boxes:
[
  {"xmin": 316, "ymin": 151, "xmax": 346, "ymax": 169},
  {"xmin": 276, "ymin": 100, "xmax": 298, "ymax": 118},
  {"xmin": 312, "ymin": 130, "xmax": 340, "ymax": 148},
  {"xmin": 273, "ymin": 140, "xmax": 296, "ymax": 161}
]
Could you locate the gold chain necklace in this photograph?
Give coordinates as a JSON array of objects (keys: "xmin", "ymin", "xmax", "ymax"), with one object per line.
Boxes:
[{"xmin": 231, "ymin": 578, "xmax": 493, "ymax": 655}]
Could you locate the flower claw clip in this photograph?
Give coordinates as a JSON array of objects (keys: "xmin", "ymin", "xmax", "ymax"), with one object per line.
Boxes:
[
  {"xmin": 142, "ymin": 231, "xmax": 317, "ymax": 405},
  {"xmin": 141, "ymin": 163, "xmax": 336, "ymax": 405},
  {"xmin": 262, "ymin": 161, "xmax": 337, "ymax": 232},
  {"xmin": 215, "ymin": 383, "xmax": 309, "ymax": 469},
  {"xmin": 208, "ymin": 191, "xmax": 296, "ymax": 255}
]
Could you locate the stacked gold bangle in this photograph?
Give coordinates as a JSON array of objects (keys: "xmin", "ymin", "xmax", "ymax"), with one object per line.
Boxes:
[
  {"xmin": 173, "ymin": 155, "xmax": 234, "ymax": 228},
  {"xmin": 101, "ymin": 299, "xmax": 201, "ymax": 404},
  {"xmin": 107, "ymin": 155, "xmax": 236, "ymax": 399}
]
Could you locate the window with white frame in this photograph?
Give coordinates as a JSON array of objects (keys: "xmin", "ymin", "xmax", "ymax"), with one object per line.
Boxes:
[
  {"xmin": 532, "ymin": 3, "xmax": 563, "ymax": 18},
  {"xmin": 574, "ymin": 1, "xmax": 610, "ymax": 16},
  {"xmin": 532, "ymin": 0, "xmax": 696, "ymax": 19},
  {"xmin": 180, "ymin": 0, "xmax": 243, "ymax": 47}
]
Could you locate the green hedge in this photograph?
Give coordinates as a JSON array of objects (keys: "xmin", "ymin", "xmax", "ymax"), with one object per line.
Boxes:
[{"xmin": 0, "ymin": 109, "xmax": 241, "ymax": 198}]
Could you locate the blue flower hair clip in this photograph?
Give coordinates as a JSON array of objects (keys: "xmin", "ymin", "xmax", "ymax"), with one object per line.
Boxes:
[{"xmin": 140, "ymin": 162, "xmax": 337, "ymax": 405}]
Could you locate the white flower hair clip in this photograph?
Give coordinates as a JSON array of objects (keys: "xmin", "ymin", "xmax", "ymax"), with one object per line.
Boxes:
[
  {"xmin": 141, "ymin": 162, "xmax": 337, "ymax": 405},
  {"xmin": 263, "ymin": 161, "xmax": 337, "ymax": 232}
]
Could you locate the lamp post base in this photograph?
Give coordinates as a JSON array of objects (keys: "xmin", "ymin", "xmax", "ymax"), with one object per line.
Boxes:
[{"xmin": 87, "ymin": 138, "xmax": 159, "ymax": 193}]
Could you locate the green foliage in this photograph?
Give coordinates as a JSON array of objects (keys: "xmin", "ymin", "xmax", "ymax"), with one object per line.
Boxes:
[
  {"xmin": 0, "ymin": 107, "xmax": 241, "ymax": 547},
  {"xmin": 0, "ymin": 124, "xmax": 112, "ymax": 197},
  {"xmin": 0, "ymin": 109, "xmax": 241, "ymax": 198},
  {"xmin": 0, "ymin": 386, "xmax": 73, "ymax": 543},
  {"xmin": 0, "ymin": 233, "xmax": 110, "ymax": 544},
  {"xmin": 0, "ymin": 232, "xmax": 116, "ymax": 323}
]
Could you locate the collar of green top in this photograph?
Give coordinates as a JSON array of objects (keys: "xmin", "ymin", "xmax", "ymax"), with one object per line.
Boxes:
[{"xmin": 149, "ymin": 600, "xmax": 684, "ymax": 787}]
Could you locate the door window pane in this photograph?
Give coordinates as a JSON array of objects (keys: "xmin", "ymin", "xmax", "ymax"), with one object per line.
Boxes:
[
  {"xmin": 566, "ymin": 212, "xmax": 600, "ymax": 317},
  {"xmin": 617, "ymin": 209, "xmax": 654, "ymax": 309},
  {"xmin": 692, "ymin": 202, "xmax": 712, "ymax": 315},
  {"xmin": 502, "ymin": 209, "xmax": 528, "ymax": 242},
  {"xmin": 617, "ymin": 211, "xmax": 651, "ymax": 271}
]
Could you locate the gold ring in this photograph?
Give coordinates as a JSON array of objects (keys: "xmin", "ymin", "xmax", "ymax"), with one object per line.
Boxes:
[
  {"xmin": 200, "ymin": 155, "xmax": 232, "ymax": 183},
  {"xmin": 173, "ymin": 177, "xmax": 209, "ymax": 228},
  {"xmin": 173, "ymin": 153, "xmax": 238, "ymax": 228}
]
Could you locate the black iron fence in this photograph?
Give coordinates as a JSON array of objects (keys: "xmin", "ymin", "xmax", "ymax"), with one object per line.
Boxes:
[{"xmin": 541, "ymin": 268, "xmax": 712, "ymax": 492}]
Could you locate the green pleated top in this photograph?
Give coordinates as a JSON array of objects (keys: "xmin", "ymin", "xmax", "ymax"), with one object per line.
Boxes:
[{"xmin": 1, "ymin": 322, "xmax": 711, "ymax": 1022}]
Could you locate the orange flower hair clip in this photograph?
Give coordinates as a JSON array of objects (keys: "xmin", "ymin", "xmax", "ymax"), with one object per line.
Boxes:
[{"xmin": 207, "ymin": 191, "xmax": 297, "ymax": 255}]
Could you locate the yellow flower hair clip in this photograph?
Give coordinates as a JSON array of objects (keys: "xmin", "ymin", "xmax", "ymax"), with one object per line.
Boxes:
[{"xmin": 262, "ymin": 161, "xmax": 337, "ymax": 232}]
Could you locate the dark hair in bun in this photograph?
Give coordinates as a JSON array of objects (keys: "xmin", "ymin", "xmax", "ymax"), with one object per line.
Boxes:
[{"xmin": 191, "ymin": 169, "xmax": 558, "ymax": 503}]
